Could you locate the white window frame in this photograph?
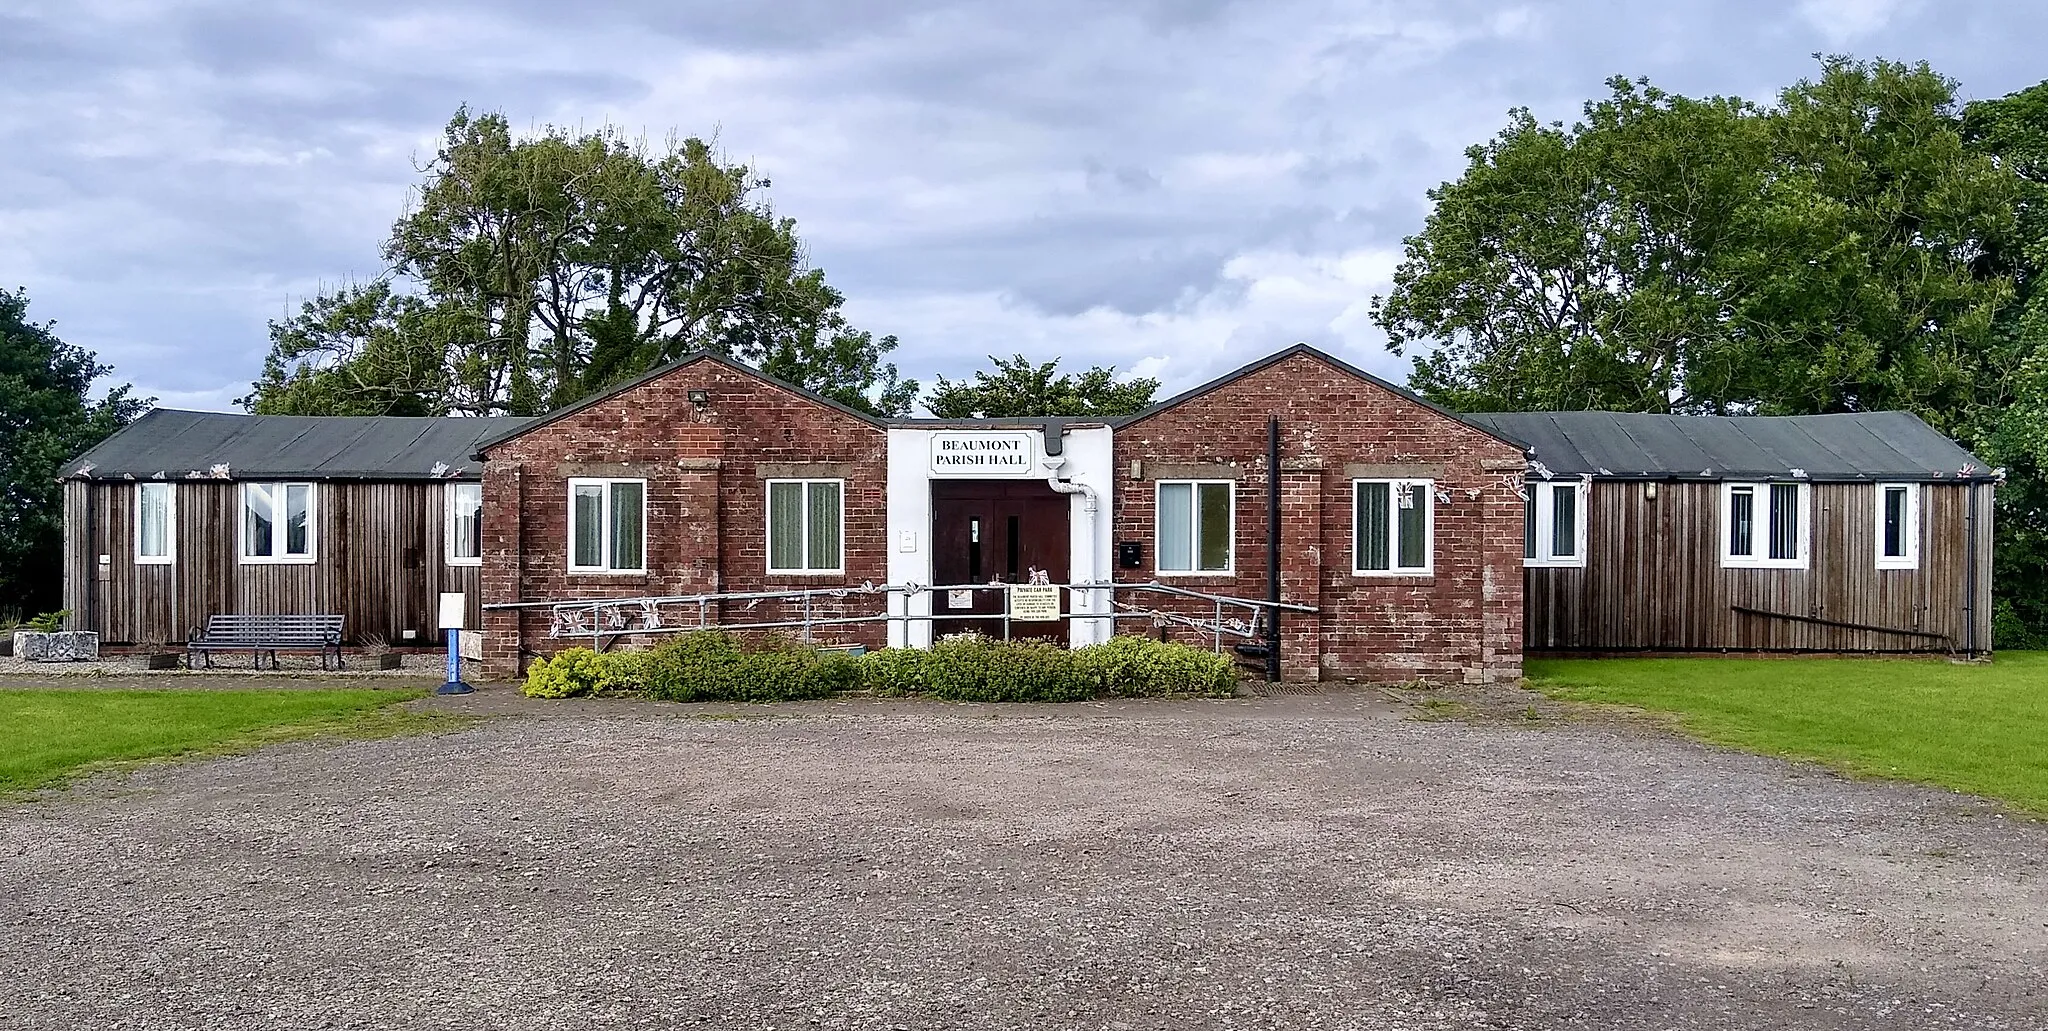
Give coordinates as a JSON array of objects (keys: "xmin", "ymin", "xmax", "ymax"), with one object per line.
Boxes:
[
  {"xmin": 1874, "ymin": 482, "xmax": 1921, "ymax": 571},
  {"xmin": 1523, "ymin": 480, "xmax": 1587, "ymax": 568},
  {"xmin": 445, "ymin": 482, "xmax": 483, "ymax": 567},
  {"xmin": 1153, "ymin": 479, "xmax": 1236, "ymax": 576},
  {"xmin": 765, "ymin": 478, "xmax": 846, "ymax": 575},
  {"xmin": 238, "ymin": 482, "xmax": 317, "ymax": 564},
  {"xmin": 1352, "ymin": 478, "xmax": 1434, "ymax": 577},
  {"xmin": 1720, "ymin": 481, "xmax": 1810, "ymax": 570},
  {"xmin": 135, "ymin": 481, "xmax": 175, "ymax": 565},
  {"xmin": 567, "ymin": 477, "xmax": 647, "ymax": 575}
]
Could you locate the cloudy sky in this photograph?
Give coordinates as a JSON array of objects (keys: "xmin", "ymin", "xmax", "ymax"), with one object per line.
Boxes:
[{"xmin": 3, "ymin": 0, "xmax": 2044, "ymax": 412}]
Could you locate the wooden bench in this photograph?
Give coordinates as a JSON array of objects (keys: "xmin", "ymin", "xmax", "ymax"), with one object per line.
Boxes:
[{"xmin": 187, "ymin": 614, "xmax": 345, "ymax": 670}]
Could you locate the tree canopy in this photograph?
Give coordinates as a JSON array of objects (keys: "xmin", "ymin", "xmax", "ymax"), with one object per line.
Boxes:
[
  {"xmin": 1375, "ymin": 56, "xmax": 2048, "ymax": 644},
  {"xmin": 244, "ymin": 109, "xmax": 915, "ymax": 418},
  {"xmin": 923, "ymin": 355, "xmax": 1159, "ymax": 418},
  {"xmin": 1961, "ymin": 79, "xmax": 2048, "ymax": 645},
  {"xmin": 1373, "ymin": 58, "xmax": 2017, "ymax": 427},
  {"xmin": 0, "ymin": 288, "xmax": 147, "ymax": 616}
]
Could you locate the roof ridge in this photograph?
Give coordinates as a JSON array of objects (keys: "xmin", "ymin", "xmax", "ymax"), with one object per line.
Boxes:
[{"xmin": 1112, "ymin": 343, "xmax": 1528, "ymax": 449}]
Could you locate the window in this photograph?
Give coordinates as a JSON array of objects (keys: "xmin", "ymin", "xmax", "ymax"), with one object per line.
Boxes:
[
  {"xmin": 136, "ymin": 482, "xmax": 174, "ymax": 565},
  {"xmin": 1875, "ymin": 483, "xmax": 1920, "ymax": 570},
  {"xmin": 1721, "ymin": 482, "xmax": 1808, "ymax": 569},
  {"xmin": 1155, "ymin": 480, "xmax": 1233, "ymax": 573},
  {"xmin": 240, "ymin": 482, "xmax": 315, "ymax": 562},
  {"xmin": 446, "ymin": 482, "xmax": 483, "ymax": 566},
  {"xmin": 568, "ymin": 478, "xmax": 645, "ymax": 573},
  {"xmin": 1353, "ymin": 479, "xmax": 1433, "ymax": 575},
  {"xmin": 1523, "ymin": 480, "xmax": 1586, "ymax": 567},
  {"xmin": 767, "ymin": 479, "xmax": 843, "ymax": 574}
]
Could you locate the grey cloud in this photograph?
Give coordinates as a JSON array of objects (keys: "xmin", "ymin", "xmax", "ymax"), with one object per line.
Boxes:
[{"xmin": 6, "ymin": 0, "xmax": 2048, "ymax": 407}]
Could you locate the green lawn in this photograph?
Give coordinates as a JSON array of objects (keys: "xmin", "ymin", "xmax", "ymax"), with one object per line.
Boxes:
[
  {"xmin": 1527, "ymin": 654, "xmax": 2048, "ymax": 815},
  {"xmin": 0, "ymin": 688, "xmax": 428, "ymax": 795}
]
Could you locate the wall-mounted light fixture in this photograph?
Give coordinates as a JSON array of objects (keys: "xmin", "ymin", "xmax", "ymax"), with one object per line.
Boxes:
[
  {"xmin": 1644, "ymin": 481, "xmax": 1659, "ymax": 501},
  {"xmin": 687, "ymin": 388, "xmax": 710, "ymax": 408}
]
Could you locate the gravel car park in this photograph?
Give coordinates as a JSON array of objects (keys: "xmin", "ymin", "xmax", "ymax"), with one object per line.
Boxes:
[{"xmin": 2, "ymin": 688, "xmax": 2044, "ymax": 1030}]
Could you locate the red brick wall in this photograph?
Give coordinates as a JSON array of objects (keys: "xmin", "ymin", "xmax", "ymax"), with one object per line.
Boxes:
[
  {"xmin": 478, "ymin": 358, "xmax": 888, "ymax": 674},
  {"xmin": 1112, "ymin": 352, "xmax": 1526, "ymax": 683}
]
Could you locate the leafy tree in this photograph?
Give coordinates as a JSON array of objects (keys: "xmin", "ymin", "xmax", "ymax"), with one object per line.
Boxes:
[
  {"xmin": 1745, "ymin": 57, "xmax": 2018, "ymax": 430},
  {"xmin": 1374, "ymin": 60, "xmax": 2017, "ymax": 423},
  {"xmin": 1373, "ymin": 78, "xmax": 1770, "ymax": 413},
  {"xmin": 241, "ymin": 281, "xmax": 449, "ymax": 416},
  {"xmin": 1963, "ymin": 80, "xmax": 2048, "ymax": 645},
  {"xmin": 246, "ymin": 109, "xmax": 914, "ymax": 418},
  {"xmin": 0, "ymin": 288, "xmax": 147, "ymax": 615},
  {"xmin": 923, "ymin": 355, "xmax": 1158, "ymax": 418}
]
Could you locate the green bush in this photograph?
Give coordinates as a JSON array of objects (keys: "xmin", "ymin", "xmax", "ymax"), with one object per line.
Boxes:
[
  {"xmin": 523, "ymin": 647, "xmax": 607, "ymax": 698},
  {"xmin": 522, "ymin": 632, "xmax": 1239, "ymax": 702},
  {"xmin": 861, "ymin": 647, "xmax": 926, "ymax": 696},
  {"xmin": 1077, "ymin": 633, "xmax": 1239, "ymax": 698}
]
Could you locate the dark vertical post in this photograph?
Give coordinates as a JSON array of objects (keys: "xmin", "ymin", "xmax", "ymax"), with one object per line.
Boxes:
[{"xmin": 1266, "ymin": 416, "xmax": 1281, "ymax": 683}]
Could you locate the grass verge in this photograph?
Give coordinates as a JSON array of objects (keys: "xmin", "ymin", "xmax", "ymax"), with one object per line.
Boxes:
[
  {"xmin": 1527, "ymin": 654, "xmax": 2048, "ymax": 815},
  {"xmin": 0, "ymin": 688, "xmax": 443, "ymax": 796}
]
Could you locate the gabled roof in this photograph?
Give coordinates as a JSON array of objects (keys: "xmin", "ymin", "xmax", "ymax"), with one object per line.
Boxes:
[
  {"xmin": 1462, "ymin": 410, "xmax": 1995, "ymax": 483},
  {"xmin": 62, "ymin": 409, "xmax": 526, "ymax": 481},
  {"xmin": 472, "ymin": 349, "xmax": 886, "ymax": 453},
  {"xmin": 1108, "ymin": 343, "xmax": 1528, "ymax": 448}
]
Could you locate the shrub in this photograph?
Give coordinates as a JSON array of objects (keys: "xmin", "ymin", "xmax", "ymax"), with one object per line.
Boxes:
[
  {"xmin": 807, "ymin": 652, "xmax": 867, "ymax": 696},
  {"xmin": 522, "ymin": 632, "xmax": 1239, "ymax": 702},
  {"xmin": 918, "ymin": 635, "xmax": 995, "ymax": 700},
  {"xmin": 1077, "ymin": 635, "xmax": 1239, "ymax": 698},
  {"xmin": 523, "ymin": 647, "xmax": 607, "ymax": 698},
  {"xmin": 860, "ymin": 647, "xmax": 926, "ymax": 696}
]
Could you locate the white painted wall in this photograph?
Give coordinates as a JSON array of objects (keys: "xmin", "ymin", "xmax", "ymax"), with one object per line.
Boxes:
[
  {"xmin": 884, "ymin": 427, "xmax": 936, "ymax": 649},
  {"xmin": 882, "ymin": 424, "xmax": 1116, "ymax": 649},
  {"xmin": 1054, "ymin": 425, "xmax": 1116, "ymax": 646}
]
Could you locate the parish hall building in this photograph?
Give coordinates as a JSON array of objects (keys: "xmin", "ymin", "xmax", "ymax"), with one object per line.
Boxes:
[{"xmin": 60, "ymin": 345, "xmax": 1999, "ymax": 681}]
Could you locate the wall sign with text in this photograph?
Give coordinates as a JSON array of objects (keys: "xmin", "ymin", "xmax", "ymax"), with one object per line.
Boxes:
[{"xmin": 927, "ymin": 430, "xmax": 1043, "ymax": 478}]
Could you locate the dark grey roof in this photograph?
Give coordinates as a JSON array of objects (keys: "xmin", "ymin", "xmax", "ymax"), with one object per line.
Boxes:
[
  {"xmin": 62, "ymin": 409, "xmax": 529, "ymax": 481},
  {"xmin": 1462, "ymin": 411, "xmax": 1994, "ymax": 483},
  {"xmin": 1109, "ymin": 343, "xmax": 1527, "ymax": 448}
]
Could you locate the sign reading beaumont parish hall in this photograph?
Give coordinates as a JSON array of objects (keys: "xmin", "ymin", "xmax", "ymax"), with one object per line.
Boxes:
[{"xmin": 927, "ymin": 430, "xmax": 1042, "ymax": 478}]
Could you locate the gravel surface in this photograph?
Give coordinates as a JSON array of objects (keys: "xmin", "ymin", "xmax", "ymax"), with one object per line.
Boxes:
[{"xmin": 2, "ymin": 688, "xmax": 2044, "ymax": 1030}]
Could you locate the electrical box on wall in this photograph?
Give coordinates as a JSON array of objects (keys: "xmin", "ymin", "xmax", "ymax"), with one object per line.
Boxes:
[{"xmin": 1116, "ymin": 541, "xmax": 1143, "ymax": 569}]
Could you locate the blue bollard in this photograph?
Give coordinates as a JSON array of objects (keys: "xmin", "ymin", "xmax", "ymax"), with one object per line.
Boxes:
[{"xmin": 437, "ymin": 627, "xmax": 475, "ymax": 695}]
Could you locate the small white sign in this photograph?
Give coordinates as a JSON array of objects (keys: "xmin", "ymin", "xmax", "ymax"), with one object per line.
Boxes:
[
  {"xmin": 1009, "ymin": 584, "xmax": 1061, "ymax": 622},
  {"xmin": 898, "ymin": 529, "xmax": 918, "ymax": 553},
  {"xmin": 928, "ymin": 430, "xmax": 1040, "ymax": 478},
  {"xmin": 947, "ymin": 589, "xmax": 973, "ymax": 609},
  {"xmin": 438, "ymin": 592, "xmax": 468, "ymax": 630}
]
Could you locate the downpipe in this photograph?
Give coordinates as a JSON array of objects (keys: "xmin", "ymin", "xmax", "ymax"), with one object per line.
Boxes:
[{"xmin": 1045, "ymin": 457, "xmax": 1105, "ymax": 640}]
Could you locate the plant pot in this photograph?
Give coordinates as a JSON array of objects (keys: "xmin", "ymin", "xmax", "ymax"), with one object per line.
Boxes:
[
  {"xmin": 0, "ymin": 636, "xmax": 12, "ymax": 657},
  {"xmin": 146, "ymin": 653, "xmax": 182, "ymax": 670},
  {"xmin": 376, "ymin": 653, "xmax": 403, "ymax": 670}
]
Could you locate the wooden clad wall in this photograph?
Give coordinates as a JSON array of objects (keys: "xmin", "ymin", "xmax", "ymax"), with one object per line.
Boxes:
[
  {"xmin": 1526, "ymin": 480, "xmax": 1994, "ymax": 654},
  {"xmin": 62, "ymin": 480, "xmax": 483, "ymax": 645}
]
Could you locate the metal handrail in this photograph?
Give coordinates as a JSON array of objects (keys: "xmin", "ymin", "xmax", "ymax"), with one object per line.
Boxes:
[{"xmin": 484, "ymin": 580, "xmax": 1318, "ymax": 653}]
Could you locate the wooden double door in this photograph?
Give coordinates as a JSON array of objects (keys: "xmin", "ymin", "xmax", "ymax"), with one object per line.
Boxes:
[{"xmin": 930, "ymin": 480, "xmax": 1070, "ymax": 643}]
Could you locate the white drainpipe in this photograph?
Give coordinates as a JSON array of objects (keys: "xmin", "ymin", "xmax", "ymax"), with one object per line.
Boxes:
[{"xmin": 1044, "ymin": 454, "xmax": 1106, "ymax": 644}]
